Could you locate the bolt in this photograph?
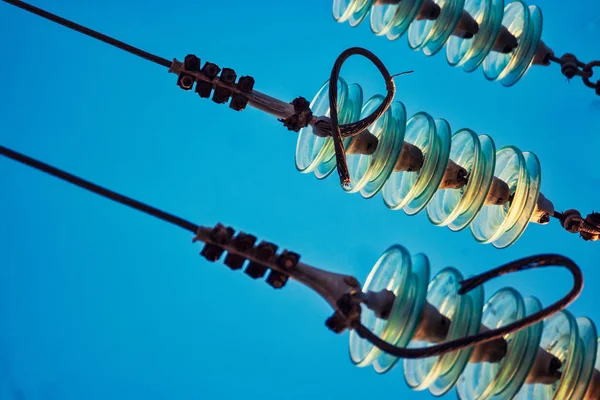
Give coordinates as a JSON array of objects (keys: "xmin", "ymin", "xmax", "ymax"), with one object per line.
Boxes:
[
  {"xmin": 220, "ymin": 68, "xmax": 237, "ymax": 84},
  {"xmin": 267, "ymin": 271, "xmax": 288, "ymax": 289},
  {"xmin": 180, "ymin": 75, "xmax": 194, "ymax": 90},
  {"xmin": 202, "ymin": 63, "xmax": 221, "ymax": 79}
]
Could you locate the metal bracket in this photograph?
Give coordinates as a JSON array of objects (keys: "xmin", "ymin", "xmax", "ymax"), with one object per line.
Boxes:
[{"xmin": 193, "ymin": 224, "xmax": 399, "ymax": 332}]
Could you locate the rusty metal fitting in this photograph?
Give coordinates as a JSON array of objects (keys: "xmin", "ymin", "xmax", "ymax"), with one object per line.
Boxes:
[
  {"xmin": 212, "ymin": 68, "xmax": 237, "ymax": 104},
  {"xmin": 266, "ymin": 270, "xmax": 288, "ymax": 289},
  {"xmin": 200, "ymin": 223, "xmax": 235, "ymax": 261},
  {"xmin": 183, "ymin": 54, "xmax": 201, "ymax": 72},
  {"xmin": 266, "ymin": 250, "xmax": 301, "ymax": 289},
  {"xmin": 224, "ymin": 232, "xmax": 257, "ymax": 270},
  {"xmin": 176, "ymin": 54, "xmax": 202, "ymax": 91},
  {"xmin": 531, "ymin": 193, "xmax": 554, "ymax": 225},
  {"xmin": 195, "ymin": 62, "xmax": 221, "ymax": 98},
  {"xmin": 582, "ymin": 61, "xmax": 600, "ymax": 94},
  {"xmin": 325, "ymin": 292, "xmax": 362, "ymax": 334},
  {"xmin": 245, "ymin": 241, "xmax": 278, "ymax": 279},
  {"xmin": 230, "ymin": 75, "xmax": 255, "ymax": 111},
  {"xmin": 279, "ymin": 97, "xmax": 313, "ymax": 132},
  {"xmin": 559, "ymin": 54, "xmax": 580, "ymax": 80},
  {"xmin": 581, "ymin": 212, "xmax": 600, "ymax": 241},
  {"xmin": 177, "ymin": 74, "xmax": 195, "ymax": 90},
  {"xmin": 561, "ymin": 209, "xmax": 583, "ymax": 233}
]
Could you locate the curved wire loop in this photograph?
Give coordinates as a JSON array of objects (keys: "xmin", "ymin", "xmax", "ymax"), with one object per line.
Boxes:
[
  {"xmin": 354, "ymin": 254, "xmax": 583, "ymax": 358},
  {"xmin": 321, "ymin": 47, "xmax": 397, "ymax": 186}
]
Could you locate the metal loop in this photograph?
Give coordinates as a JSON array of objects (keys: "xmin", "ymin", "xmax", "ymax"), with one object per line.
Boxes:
[
  {"xmin": 582, "ymin": 61, "xmax": 600, "ymax": 90},
  {"xmin": 550, "ymin": 53, "xmax": 600, "ymax": 95}
]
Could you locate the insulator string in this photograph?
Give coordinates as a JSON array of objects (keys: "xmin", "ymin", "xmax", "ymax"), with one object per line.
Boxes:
[
  {"xmin": 355, "ymin": 254, "xmax": 583, "ymax": 358},
  {"xmin": 349, "ymin": 245, "xmax": 596, "ymax": 398},
  {"xmin": 297, "ymin": 76, "xmax": 545, "ymax": 248},
  {"xmin": 333, "ymin": 0, "xmax": 599, "ymax": 95},
  {"xmin": 0, "ymin": 145, "xmax": 199, "ymax": 234}
]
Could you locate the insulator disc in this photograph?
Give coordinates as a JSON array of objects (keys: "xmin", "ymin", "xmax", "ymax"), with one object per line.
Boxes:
[
  {"xmin": 515, "ymin": 311, "xmax": 580, "ymax": 399},
  {"xmin": 361, "ymin": 101, "xmax": 407, "ymax": 199},
  {"xmin": 408, "ymin": 0, "xmax": 466, "ymax": 56},
  {"xmin": 295, "ymin": 79, "xmax": 363, "ymax": 176},
  {"xmin": 584, "ymin": 337, "xmax": 600, "ymax": 399},
  {"xmin": 295, "ymin": 78, "xmax": 349, "ymax": 173},
  {"xmin": 500, "ymin": 5, "xmax": 543, "ymax": 87},
  {"xmin": 427, "ymin": 128, "xmax": 480, "ymax": 226},
  {"xmin": 382, "ymin": 112, "xmax": 437, "ymax": 210},
  {"xmin": 404, "ymin": 118, "xmax": 452, "ymax": 215},
  {"xmin": 333, "ymin": 0, "xmax": 374, "ymax": 26},
  {"xmin": 373, "ymin": 252, "xmax": 430, "ymax": 373},
  {"xmin": 370, "ymin": 0, "xmax": 424, "ymax": 40},
  {"xmin": 456, "ymin": 289, "xmax": 539, "ymax": 400},
  {"xmin": 494, "ymin": 296, "xmax": 544, "ymax": 399},
  {"xmin": 403, "ymin": 267, "xmax": 484, "ymax": 395},
  {"xmin": 345, "ymin": 96, "xmax": 404, "ymax": 196},
  {"xmin": 348, "ymin": 245, "xmax": 411, "ymax": 367},
  {"xmin": 483, "ymin": 0, "xmax": 528, "ymax": 82},
  {"xmin": 492, "ymin": 151, "xmax": 541, "ymax": 249},
  {"xmin": 470, "ymin": 146, "xmax": 526, "ymax": 244},
  {"xmin": 449, "ymin": 134, "xmax": 496, "ymax": 231},
  {"xmin": 446, "ymin": 0, "xmax": 504, "ymax": 71},
  {"xmin": 569, "ymin": 318, "xmax": 598, "ymax": 400}
]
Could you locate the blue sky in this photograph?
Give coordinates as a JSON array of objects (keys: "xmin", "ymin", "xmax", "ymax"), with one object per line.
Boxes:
[{"xmin": 0, "ymin": 0, "xmax": 599, "ymax": 399}]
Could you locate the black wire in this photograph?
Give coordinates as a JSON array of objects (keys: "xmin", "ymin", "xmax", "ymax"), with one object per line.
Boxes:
[
  {"xmin": 0, "ymin": 145, "xmax": 199, "ymax": 234},
  {"xmin": 2, "ymin": 0, "xmax": 172, "ymax": 68},
  {"xmin": 325, "ymin": 47, "xmax": 397, "ymax": 186}
]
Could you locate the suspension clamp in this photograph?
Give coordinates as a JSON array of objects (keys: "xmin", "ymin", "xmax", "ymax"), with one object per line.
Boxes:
[
  {"xmin": 172, "ymin": 55, "xmax": 256, "ymax": 111},
  {"xmin": 195, "ymin": 223, "xmax": 300, "ymax": 289}
]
